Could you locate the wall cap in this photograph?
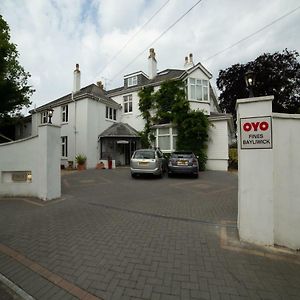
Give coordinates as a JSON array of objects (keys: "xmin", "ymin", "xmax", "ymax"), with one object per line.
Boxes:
[
  {"xmin": 236, "ymin": 95, "xmax": 274, "ymax": 109},
  {"xmin": 0, "ymin": 135, "xmax": 38, "ymax": 147},
  {"xmin": 272, "ymin": 113, "xmax": 300, "ymax": 119},
  {"xmin": 38, "ymin": 124, "xmax": 61, "ymax": 128}
]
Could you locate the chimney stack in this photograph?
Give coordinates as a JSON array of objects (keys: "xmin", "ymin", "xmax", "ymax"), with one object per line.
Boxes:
[
  {"xmin": 148, "ymin": 48, "xmax": 157, "ymax": 80},
  {"xmin": 73, "ymin": 63, "xmax": 81, "ymax": 93},
  {"xmin": 184, "ymin": 53, "xmax": 194, "ymax": 69}
]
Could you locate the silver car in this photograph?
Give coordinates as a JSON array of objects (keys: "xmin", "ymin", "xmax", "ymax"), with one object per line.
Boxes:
[{"xmin": 130, "ymin": 149, "xmax": 166, "ymax": 178}]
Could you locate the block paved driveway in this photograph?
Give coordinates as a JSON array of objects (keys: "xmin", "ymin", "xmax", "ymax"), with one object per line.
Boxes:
[{"xmin": 0, "ymin": 169, "xmax": 300, "ymax": 300}]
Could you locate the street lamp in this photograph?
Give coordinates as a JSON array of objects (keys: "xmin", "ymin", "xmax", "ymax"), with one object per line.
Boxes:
[
  {"xmin": 48, "ymin": 108, "xmax": 54, "ymax": 124},
  {"xmin": 245, "ymin": 70, "xmax": 256, "ymax": 98}
]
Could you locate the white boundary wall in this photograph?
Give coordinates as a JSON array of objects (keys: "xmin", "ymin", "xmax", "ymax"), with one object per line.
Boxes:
[
  {"xmin": 237, "ymin": 96, "xmax": 300, "ymax": 249},
  {"xmin": 206, "ymin": 117, "xmax": 229, "ymax": 171},
  {"xmin": 0, "ymin": 125, "xmax": 61, "ymax": 201}
]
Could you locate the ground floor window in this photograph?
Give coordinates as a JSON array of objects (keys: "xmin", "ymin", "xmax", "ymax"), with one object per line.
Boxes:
[
  {"xmin": 153, "ymin": 126, "xmax": 177, "ymax": 152},
  {"xmin": 61, "ymin": 136, "xmax": 68, "ymax": 157}
]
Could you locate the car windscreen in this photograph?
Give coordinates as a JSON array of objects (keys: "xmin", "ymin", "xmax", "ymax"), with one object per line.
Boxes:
[
  {"xmin": 171, "ymin": 153, "xmax": 194, "ymax": 159},
  {"xmin": 133, "ymin": 151, "xmax": 155, "ymax": 159}
]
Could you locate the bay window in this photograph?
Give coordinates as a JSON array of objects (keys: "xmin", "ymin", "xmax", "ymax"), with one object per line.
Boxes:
[{"xmin": 187, "ymin": 78, "xmax": 209, "ymax": 101}]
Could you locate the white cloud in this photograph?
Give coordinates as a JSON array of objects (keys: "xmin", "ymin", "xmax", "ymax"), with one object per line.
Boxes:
[{"xmin": 1, "ymin": 0, "xmax": 299, "ymax": 111}]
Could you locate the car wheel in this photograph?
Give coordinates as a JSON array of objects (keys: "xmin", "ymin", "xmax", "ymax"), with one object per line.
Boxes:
[
  {"xmin": 168, "ymin": 173, "xmax": 172, "ymax": 178},
  {"xmin": 193, "ymin": 173, "xmax": 199, "ymax": 179},
  {"xmin": 131, "ymin": 173, "xmax": 136, "ymax": 178}
]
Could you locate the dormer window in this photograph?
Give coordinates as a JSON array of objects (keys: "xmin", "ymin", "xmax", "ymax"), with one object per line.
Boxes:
[
  {"xmin": 187, "ymin": 78, "xmax": 209, "ymax": 101},
  {"xmin": 127, "ymin": 76, "xmax": 137, "ymax": 87}
]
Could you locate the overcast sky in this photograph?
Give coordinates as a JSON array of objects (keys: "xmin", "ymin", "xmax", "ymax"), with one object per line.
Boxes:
[{"xmin": 1, "ymin": 0, "xmax": 300, "ymax": 112}]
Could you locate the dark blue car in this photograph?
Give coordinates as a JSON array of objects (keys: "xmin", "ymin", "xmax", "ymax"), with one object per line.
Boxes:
[{"xmin": 167, "ymin": 151, "xmax": 199, "ymax": 178}]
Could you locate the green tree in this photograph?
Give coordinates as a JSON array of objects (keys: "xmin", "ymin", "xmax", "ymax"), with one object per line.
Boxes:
[
  {"xmin": 0, "ymin": 15, "xmax": 34, "ymax": 120},
  {"xmin": 217, "ymin": 49, "xmax": 300, "ymax": 122}
]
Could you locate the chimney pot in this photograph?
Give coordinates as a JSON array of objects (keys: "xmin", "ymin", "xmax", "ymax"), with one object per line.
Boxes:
[
  {"xmin": 97, "ymin": 81, "xmax": 104, "ymax": 89},
  {"xmin": 184, "ymin": 53, "xmax": 194, "ymax": 69}
]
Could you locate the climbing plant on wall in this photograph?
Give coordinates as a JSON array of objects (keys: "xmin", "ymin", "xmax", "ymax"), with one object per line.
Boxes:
[{"xmin": 138, "ymin": 79, "xmax": 210, "ymax": 170}]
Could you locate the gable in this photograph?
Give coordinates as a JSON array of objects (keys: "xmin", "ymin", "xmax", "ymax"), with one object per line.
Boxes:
[{"xmin": 183, "ymin": 67, "xmax": 211, "ymax": 81}]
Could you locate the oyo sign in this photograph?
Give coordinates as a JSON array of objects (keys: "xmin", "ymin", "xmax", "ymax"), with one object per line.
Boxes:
[{"xmin": 240, "ymin": 116, "xmax": 272, "ymax": 149}]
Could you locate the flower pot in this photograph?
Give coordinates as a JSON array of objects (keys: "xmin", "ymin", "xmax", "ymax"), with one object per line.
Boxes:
[{"xmin": 77, "ymin": 163, "xmax": 86, "ymax": 171}]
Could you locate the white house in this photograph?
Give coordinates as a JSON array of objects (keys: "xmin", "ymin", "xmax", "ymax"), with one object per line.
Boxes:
[{"xmin": 28, "ymin": 49, "xmax": 233, "ymax": 170}]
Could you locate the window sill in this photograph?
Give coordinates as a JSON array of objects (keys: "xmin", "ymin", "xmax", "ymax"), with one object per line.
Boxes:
[
  {"xmin": 123, "ymin": 112, "xmax": 133, "ymax": 115},
  {"xmin": 105, "ymin": 118, "xmax": 117, "ymax": 122},
  {"xmin": 61, "ymin": 122, "xmax": 69, "ymax": 125},
  {"xmin": 188, "ymin": 99, "xmax": 209, "ymax": 103}
]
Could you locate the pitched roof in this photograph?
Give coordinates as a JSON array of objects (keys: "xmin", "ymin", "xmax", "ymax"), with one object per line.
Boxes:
[
  {"xmin": 32, "ymin": 84, "xmax": 119, "ymax": 113},
  {"xmin": 99, "ymin": 122, "xmax": 140, "ymax": 138},
  {"xmin": 106, "ymin": 69, "xmax": 186, "ymax": 96}
]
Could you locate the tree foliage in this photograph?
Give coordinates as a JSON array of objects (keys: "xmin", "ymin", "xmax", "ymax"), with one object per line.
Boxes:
[
  {"xmin": 217, "ymin": 49, "xmax": 300, "ymax": 122},
  {"xmin": 0, "ymin": 15, "xmax": 34, "ymax": 119},
  {"xmin": 138, "ymin": 79, "xmax": 210, "ymax": 170}
]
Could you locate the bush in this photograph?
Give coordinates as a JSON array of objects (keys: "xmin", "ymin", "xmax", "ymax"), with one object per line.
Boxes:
[
  {"xmin": 228, "ymin": 148, "xmax": 238, "ymax": 169},
  {"xmin": 196, "ymin": 150, "xmax": 207, "ymax": 171}
]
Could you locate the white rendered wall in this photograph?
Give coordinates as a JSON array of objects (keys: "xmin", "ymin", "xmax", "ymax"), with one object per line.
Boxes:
[
  {"xmin": 0, "ymin": 125, "xmax": 61, "ymax": 200},
  {"xmin": 85, "ymin": 99, "xmax": 119, "ymax": 168},
  {"xmin": 237, "ymin": 96, "xmax": 274, "ymax": 246},
  {"xmin": 273, "ymin": 114, "xmax": 300, "ymax": 249},
  {"xmin": 111, "ymin": 91, "xmax": 145, "ymax": 132},
  {"xmin": 206, "ymin": 119, "xmax": 229, "ymax": 171}
]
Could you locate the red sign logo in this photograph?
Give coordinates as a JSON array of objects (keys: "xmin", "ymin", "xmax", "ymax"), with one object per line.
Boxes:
[{"xmin": 243, "ymin": 121, "xmax": 269, "ymax": 132}]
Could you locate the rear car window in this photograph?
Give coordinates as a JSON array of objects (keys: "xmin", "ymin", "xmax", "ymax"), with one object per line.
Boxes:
[
  {"xmin": 133, "ymin": 151, "xmax": 155, "ymax": 159},
  {"xmin": 171, "ymin": 152, "xmax": 194, "ymax": 158}
]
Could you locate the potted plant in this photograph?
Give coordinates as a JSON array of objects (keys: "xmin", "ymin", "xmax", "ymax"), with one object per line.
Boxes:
[{"xmin": 75, "ymin": 154, "xmax": 87, "ymax": 171}]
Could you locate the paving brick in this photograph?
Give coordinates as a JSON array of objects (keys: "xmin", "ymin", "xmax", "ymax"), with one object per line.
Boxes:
[{"xmin": 0, "ymin": 170, "xmax": 299, "ymax": 300}]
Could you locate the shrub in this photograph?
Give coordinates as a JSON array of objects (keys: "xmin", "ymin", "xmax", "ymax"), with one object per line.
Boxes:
[
  {"xmin": 228, "ymin": 148, "xmax": 238, "ymax": 169},
  {"xmin": 194, "ymin": 150, "xmax": 207, "ymax": 171}
]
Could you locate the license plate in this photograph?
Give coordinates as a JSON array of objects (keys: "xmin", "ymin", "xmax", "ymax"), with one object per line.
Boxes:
[
  {"xmin": 177, "ymin": 160, "xmax": 188, "ymax": 166},
  {"xmin": 139, "ymin": 162, "xmax": 149, "ymax": 165}
]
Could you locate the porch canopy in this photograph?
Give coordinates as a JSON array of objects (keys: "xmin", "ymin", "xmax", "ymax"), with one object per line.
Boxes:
[{"xmin": 98, "ymin": 122, "xmax": 141, "ymax": 166}]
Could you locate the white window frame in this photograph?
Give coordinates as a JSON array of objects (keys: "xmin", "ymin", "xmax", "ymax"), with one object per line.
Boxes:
[
  {"xmin": 61, "ymin": 136, "xmax": 68, "ymax": 158},
  {"xmin": 188, "ymin": 78, "xmax": 209, "ymax": 101},
  {"xmin": 127, "ymin": 76, "xmax": 137, "ymax": 87},
  {"xmin": 123, "ymin": 95, "xmax": 133, "ymax": 113},
  {"xmin": 41, "ymin": 111, "xmax": 48, "ymax": 124},
  {"xmin": 106, "ymin": 106, "xmax": 117, "ymax": 121},
  {"xmin": 62, "ymin": 105, "xmax": 68, "ymax": 123},
  {"xmin": 154, "ymin": 127, "xmax": 177, "ymax": 152}
]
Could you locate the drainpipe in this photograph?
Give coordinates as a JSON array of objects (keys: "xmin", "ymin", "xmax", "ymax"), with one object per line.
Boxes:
[
  {"xmin": 72, "ymin": 64, "xmax": 80, "ymax": 163},
  {"xmin": 72, "ymin": 92, "xmax": 77, "ymax": 162}
]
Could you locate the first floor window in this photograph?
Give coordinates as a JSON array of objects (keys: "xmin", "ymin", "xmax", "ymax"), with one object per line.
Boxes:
[
  {"xmin": 123, "ymin": 95, "xmax": 133, "ymax": 113},
  {"xmin": 188, "ymin": 78, "xmax": 209, "ymax": 101},
  {"xmin": 61, "ymin": 136, "xmax": 68, "ymax": 157},
  {"xmin": 41, "ymin": 111, "xmax": 48, "ymax": 124},
  {"xmin": 62, "ymin": 105, "xmax": 68, "ymax": 123},
  {"xmin": 106, "ymin": 106, "xmax": 117, "ymax": 121}
]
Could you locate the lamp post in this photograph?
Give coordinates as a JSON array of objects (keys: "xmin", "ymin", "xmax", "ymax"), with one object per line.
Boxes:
[
  {"xmin": 48, "ymin": 108, "xmax": 54, "ymax": 124},
  {"xmin": 244, "ymin": 70, "xmax": 256, "ymax": 98}
]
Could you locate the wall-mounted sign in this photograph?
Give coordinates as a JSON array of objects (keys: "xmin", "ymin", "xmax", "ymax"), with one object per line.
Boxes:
[
  {"xmin": 240, "ymin": 116, "xmax": 272, "ymax": 149},
  {"xmin": 11, "ymin": 171, "xmax": 32, "ymax": 182}
]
